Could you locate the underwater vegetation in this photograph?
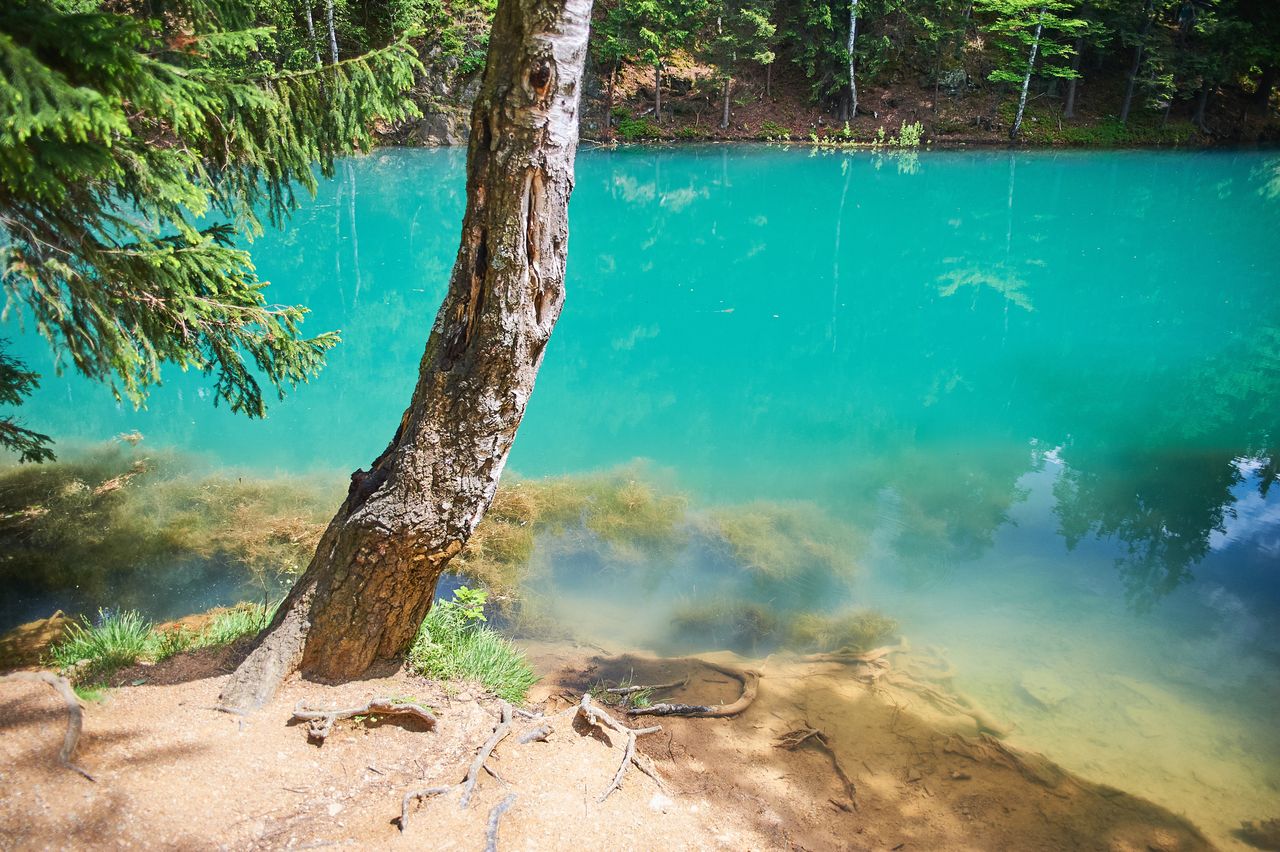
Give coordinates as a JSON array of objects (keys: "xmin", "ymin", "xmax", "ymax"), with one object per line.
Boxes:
[
  {"xmin": 457, "ymin": 463, "xmax": 689, "ymax": 607},
  {"xmin": 787, "ymin": 608, "xmax": 899, "ymax": 653},
  {"xmin": 0, "ymin": 442, "xmax": 339, "ymax": 610},
  {"xmin": 670, "ymin": 598, "xmax": 781, "ymax": 653},
  {"xmin": 4, "ymin": 444, "xmax": 895, "ymax": 661}
]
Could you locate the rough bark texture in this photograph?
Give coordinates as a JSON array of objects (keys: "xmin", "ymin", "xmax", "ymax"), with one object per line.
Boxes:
[{"xmin": 219, "ymin": 0, "xmax": 593, "ymax": 712}]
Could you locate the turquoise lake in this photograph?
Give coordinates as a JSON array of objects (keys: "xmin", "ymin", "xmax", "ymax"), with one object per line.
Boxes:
[{"xmin": 5, "ymin": 146, "xmax": 1280, "ymax": 845}]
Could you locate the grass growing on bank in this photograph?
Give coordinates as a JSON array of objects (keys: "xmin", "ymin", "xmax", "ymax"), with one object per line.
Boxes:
[
  {"xmin": 408, "ymin": 587, "xmax": 538, "ymax": 704},
  {"xmin": 48, "ymin": 601, "xmax": 277, "ymax": 684}
]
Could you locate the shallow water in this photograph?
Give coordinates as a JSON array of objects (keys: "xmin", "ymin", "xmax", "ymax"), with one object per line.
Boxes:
[{"xmin": 6, "ymin": 146, "xmax": 1280, "ymax": 844}]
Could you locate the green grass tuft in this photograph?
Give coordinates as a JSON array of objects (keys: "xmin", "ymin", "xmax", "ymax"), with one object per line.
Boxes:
[
  {"xmin": 408, "ymin": 588, "xmax": 538, "ymax": 704},
  {"xmin": 49, "ymin": 609, "xmax": 152, "ymax": 681},
  {"xmin": 49, "ymin": 601, "xmax": 280, "ymax": 681},
  {"xmin": 197, "ymin": 601, "xmax": 276, "ymax": 648}
]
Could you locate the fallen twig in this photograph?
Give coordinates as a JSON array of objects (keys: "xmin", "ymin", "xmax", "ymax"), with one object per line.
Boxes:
[
  {"xmin": 628, "ymin": 662, "xmax": 759, "ymax": 718},
  {"xmin": 291, "ymin": 698, "xmax": 437, "ymax": 745},
  {"xmin": 484, "ymin": 793, "xmax": 517, "ymax": 852},
  {"xmin": 775, "ymin": 725, "xmax": 857, "ymax": 809},
  {"xmin": 0, "ymin": 671, "xmax": 94, "ymax": 781}
]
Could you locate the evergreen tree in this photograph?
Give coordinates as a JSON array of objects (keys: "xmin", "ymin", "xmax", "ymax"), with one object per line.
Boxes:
[
  {"xmin": 0, "ymin": 0, "xmax": 422, "ymax": 460},
  {"xmin": 705, "ymin": 0, "xmax": 777, "ymax": 127}
]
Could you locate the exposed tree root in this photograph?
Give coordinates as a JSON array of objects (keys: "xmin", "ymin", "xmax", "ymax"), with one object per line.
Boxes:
[
  {"xmin": 399, "ymin": 702, "xmax": 513, "ymax": 832},
  {"xmin": 774, "ymin": 725, "xmax": 856, "ymax": 809},
  {"xmin": 574, "ymin": 693, "xmax": 664, "ymax": 802},
  {"xmin": 460, "ymin": 703, "xmax": 513, "ymax": 808},
  {"xmin": 398, "ymin": 786, "xmax": 451, "ymax": 831},
  {"xmin": 0, "ymin": 671, "xmax": 94, "ymax": 781},
  {"xmin": 803, "ymin": 640, "xmax": 1013, "ymax": 739},
  {"xmin": 605, "ymin": 675, "xmax": 689, "ymax": 696},
  {"xmin": 484, "ymin": 793, "xmax": 517, "ymax": 852},
  {"xmin": 291, "ymin": 698, "xmax": 437, "ymax": 745},
  {"xmin": 627, "ymin": 662, "xmax": 759, "ymax": 718},
  {"xmin": 888, "ymin": 675, "xmax": 1014, "ymax": 738},
  {"xmin": 943, "ymin": 734, "xmax": 1066, "ymax": 789}
]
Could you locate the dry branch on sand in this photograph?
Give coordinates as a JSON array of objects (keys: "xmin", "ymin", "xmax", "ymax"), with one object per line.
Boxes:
[
  {"xmin": 0, "ymin": 671, "xmax": 94, "ymax": 781},
  {"xmin": 627, "ymin": 662, "xmax": 759, "ymax": 718},
  {"xmin": 290, "ymin": 698, "xmax": 438, "ymax": 745},
  {"xmin": 775, "ymin": 726, "xmax": 857, "ymax": 810}
]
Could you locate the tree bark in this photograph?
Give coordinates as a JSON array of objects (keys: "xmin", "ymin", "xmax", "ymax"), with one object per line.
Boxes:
[
  {"xmin": 1063, "ymin": 37, "xmax": 1082, "ymax": 119},
  {"xmin": 721, "ymin": 77, "xmax": 731, "ymax": 129},
  {"xmin": 1010, "ymin": 10, "xmax": 1044, "ymax": 142},
  {"xmin": 1120, "ymin": 0, "xmax": 1154, "ymax": 126},
  {"xmin": 847, "ymin": 0, "xmax": 859, "ymax": 120},
  {"xmin": 765, "ymin": 62, "xmax": 772, "ymax": 98},
  {"xmin": 220, "ymin": 0, "xmax": 593, "ymax": 712}
]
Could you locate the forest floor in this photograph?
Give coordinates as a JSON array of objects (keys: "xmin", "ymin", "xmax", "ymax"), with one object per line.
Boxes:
[
  {"xmin": 562, "ymin": 59, "xmax": 1280, "ymax": 149},
  {"xmin": 0, "ymin": 630, "xmax": 1218, "ymax": 851}
]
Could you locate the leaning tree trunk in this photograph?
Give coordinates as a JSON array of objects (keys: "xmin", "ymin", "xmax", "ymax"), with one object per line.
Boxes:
[
  {"xmin": 847, "ymin": 0, "xmax": 859, "ymax": 120},
  {"xmin": 219, "ymin": 0, "xmax": 593, "ymax": 712},
  {"xmin": 1010, "ymin": 10, "xmax": 1044, "ymax": 142}
]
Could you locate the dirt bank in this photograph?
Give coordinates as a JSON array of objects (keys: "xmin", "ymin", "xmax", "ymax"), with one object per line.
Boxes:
[{"xmin": 0, "ymin": 636, "xmax": 1217, "ymax": 851}]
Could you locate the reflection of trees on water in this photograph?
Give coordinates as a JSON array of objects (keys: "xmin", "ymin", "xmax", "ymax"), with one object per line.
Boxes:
[
  {"xmin": 539, "ymin": 149, "xmax": 1280, "ymax": 611},
  {"xmin": 1048, "ymin": 325, "xmax": 1280, "ymax": 610}
]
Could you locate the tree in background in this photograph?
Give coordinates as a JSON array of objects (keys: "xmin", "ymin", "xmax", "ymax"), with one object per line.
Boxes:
[
  {"xmin": 705, "ymin": 0, "xmax": 777, "ymax": 127},
  {"xmin": 0, "ymin": 0, "xmax": 421, "ymax": 461},
  {"xmin": 975, "ymin": 0, "xmax": 1084, "ymax": 139},
  {"xmin": 599, "ymin": 0, "xmax": 700, "ymax": 121}
]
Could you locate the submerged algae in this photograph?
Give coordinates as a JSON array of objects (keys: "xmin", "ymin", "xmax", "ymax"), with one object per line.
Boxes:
[{"xmin": 0, "ymin": 443, "xmax": 337, "ymax": 617}]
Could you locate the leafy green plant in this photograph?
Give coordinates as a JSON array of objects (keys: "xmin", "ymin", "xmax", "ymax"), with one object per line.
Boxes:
[
  {"xmin": 616, "ymin": 116, "xmax": 663, "ymax": 141},
  {"xmin": 408, "ymin": 587, "xmax": 537, "ymax": 704},
  {"xmin": 50, "ymin": 609, "xmax": 152, "ymax": 678},
  {"xmin": 759, "ymin": 120, "xmax": 791, "ymax": 140},
  {"xmin": 891, "ymin": 121, "xmax": 924, "ymax": 148}
]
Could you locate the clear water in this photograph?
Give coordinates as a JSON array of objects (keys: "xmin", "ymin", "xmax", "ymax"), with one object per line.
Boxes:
[{"xmin": 7, "ymin": 146, "xmax": 1280, "ymax": 845}]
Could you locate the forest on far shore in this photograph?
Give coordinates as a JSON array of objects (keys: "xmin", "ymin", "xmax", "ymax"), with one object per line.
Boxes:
[{"xmin": 255, "ymin": 0, "xmax": 1280, "ymax": 145}]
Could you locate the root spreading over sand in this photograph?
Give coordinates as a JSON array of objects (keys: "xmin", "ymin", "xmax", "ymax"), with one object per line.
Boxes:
[{"xmin": 0, "ymin": 637, "xmax": 1216, "ymax": 851}]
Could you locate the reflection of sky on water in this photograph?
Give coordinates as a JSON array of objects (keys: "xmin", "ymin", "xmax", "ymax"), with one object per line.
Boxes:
[{"xmin": 1211, "ymin": 462, "xmax": 1280, "ymax": 557}]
